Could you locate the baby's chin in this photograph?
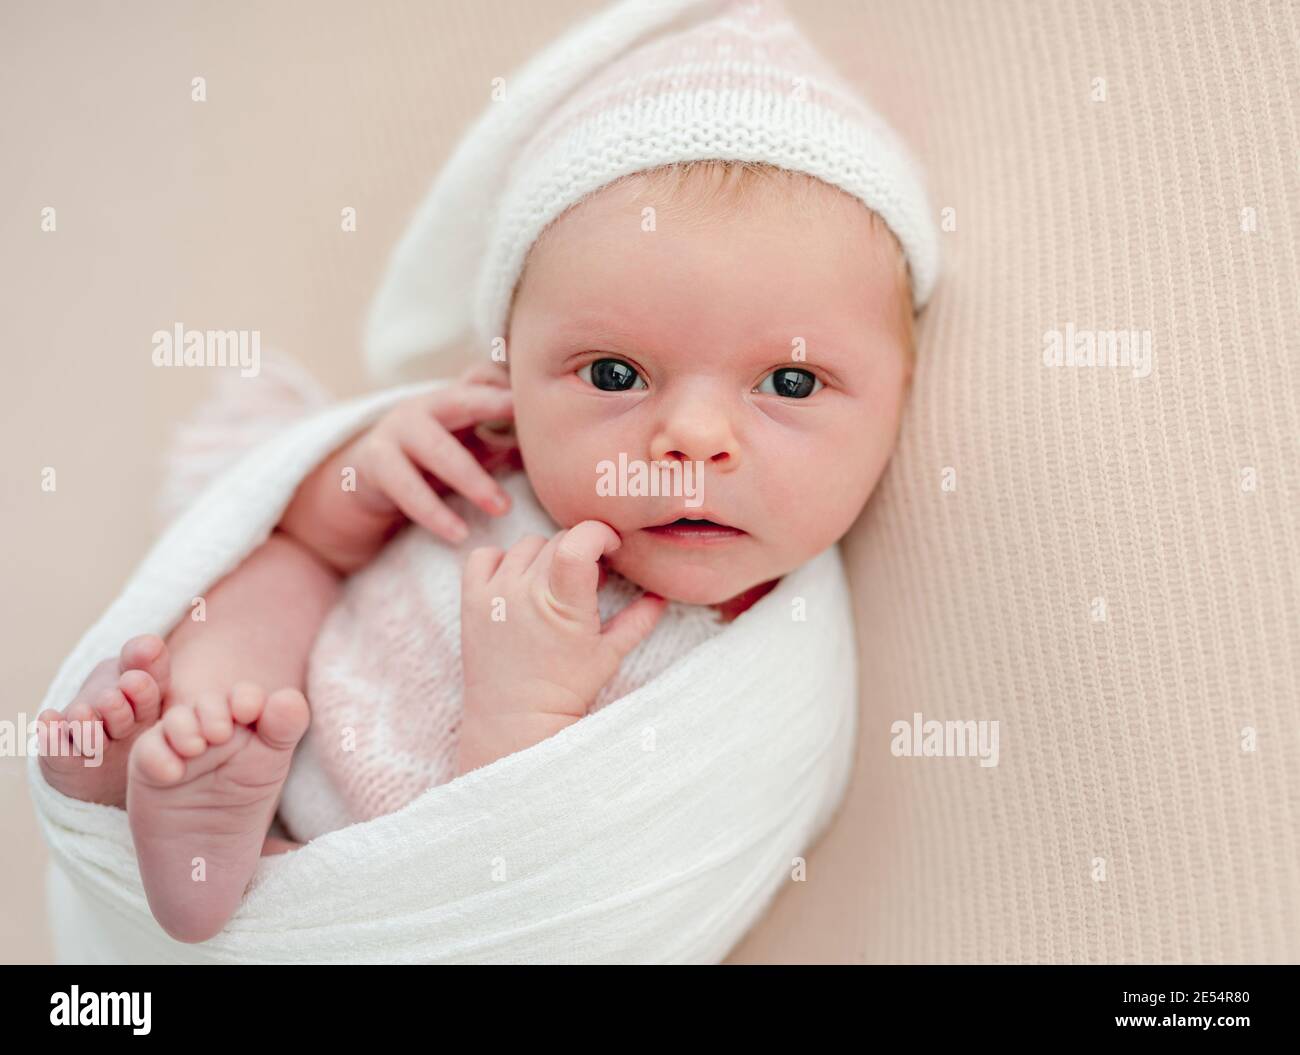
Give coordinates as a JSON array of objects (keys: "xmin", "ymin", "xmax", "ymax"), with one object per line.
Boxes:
[{"xmin": 605, "ymin": 538, "xmax": 759, "ymax": 607}]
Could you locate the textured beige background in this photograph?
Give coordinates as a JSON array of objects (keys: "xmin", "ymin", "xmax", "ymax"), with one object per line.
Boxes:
[{"xmin": 3, "ymin": 0, "xmax": 1297, "ymax": 963}]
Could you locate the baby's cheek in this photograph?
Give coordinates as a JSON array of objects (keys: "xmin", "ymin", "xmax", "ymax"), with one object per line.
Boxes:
[
  {"xmin": 519, "ymin": 453, "xmax": 586, "ymax": 526},
  {"xmin": 541, "ymin": 458, "xmax": 637, "ymax": 531},
  {"xmin": 766, "ymin": 488, "xmax": 859, "ymax": 562}
]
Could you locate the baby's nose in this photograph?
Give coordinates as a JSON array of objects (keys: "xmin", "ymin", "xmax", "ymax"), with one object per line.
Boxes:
[
  {"xmin": 656, "ymin": 447, "xmax": 734, "ymax": 469},
  {"xmin": 650, "ymin": 418, "xmax": 739, "ymax": 470}
]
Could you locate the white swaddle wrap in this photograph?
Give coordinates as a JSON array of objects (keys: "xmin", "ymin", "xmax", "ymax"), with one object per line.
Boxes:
[{"xmin": 26, "ymin": 378, "xmax": 860, "ymax": 964}]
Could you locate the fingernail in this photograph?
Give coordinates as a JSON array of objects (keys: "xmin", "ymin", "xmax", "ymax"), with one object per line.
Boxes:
[
  {"xmin": 450, "ymin": 522, "xmax": 469, "ymax": 542},
  {"xmin": 491, "ymin": 492, "xmax": 510, "ymax": 512}
]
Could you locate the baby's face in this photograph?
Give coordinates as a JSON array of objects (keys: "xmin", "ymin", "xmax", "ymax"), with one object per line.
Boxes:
[{"xmin": 505, "ymin": 173, "xmax": 911, "ymax": 607}]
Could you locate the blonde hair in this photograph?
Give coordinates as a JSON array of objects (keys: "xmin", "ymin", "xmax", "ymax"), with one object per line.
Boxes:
[{"xmin": 510, "ymin": 159, "xmax": 916, "ymax": 376}]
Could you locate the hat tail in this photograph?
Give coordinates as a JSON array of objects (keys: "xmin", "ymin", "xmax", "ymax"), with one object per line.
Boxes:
[{"xmin": 364, "ymin": 0, "xmax": 730, "ymax": 381}]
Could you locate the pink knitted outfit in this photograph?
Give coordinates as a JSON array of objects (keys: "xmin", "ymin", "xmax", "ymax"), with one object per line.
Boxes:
[{"xmin": 158, "ymin": 358, "xmax": 727, "ymax": 844}]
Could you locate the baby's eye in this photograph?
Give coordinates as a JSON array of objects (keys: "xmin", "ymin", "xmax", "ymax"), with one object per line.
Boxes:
[
  {"xmin": 579, "ymin": 358, "xmax": 646, "ymax": 391},
  {"xmin": 756, "ymin": 366, "xmax": 822, "ymax": 399}
]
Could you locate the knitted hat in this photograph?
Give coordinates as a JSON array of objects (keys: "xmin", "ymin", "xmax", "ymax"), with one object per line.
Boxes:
[{"xmin": 364, "ymin": 0, "xmax": 939, "ymax": 381}]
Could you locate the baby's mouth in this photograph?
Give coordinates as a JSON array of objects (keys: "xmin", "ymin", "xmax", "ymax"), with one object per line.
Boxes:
[{"xmin": 642, "ymin": 516, "xmax": 746, "ymax": 545}]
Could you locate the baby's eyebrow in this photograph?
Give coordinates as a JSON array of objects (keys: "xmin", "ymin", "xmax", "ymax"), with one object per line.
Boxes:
[
  {"xmin": 553, "ymin": 316, "xmax": 856, "ymax": 364},
  {"xmin": 550, "ymin": 315, "xmax": 645, "ymax": 348}
]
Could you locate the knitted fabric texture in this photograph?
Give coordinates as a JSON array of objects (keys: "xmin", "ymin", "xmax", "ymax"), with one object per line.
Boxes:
[{"xmin": 363, "ymin": 0, "xmax": 938, "ymax": 381}]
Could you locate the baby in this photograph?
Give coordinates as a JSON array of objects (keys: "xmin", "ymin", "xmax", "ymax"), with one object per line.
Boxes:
[{"xmin": 36, "ymin": 0, "xmax": 935, "ymax": 946}]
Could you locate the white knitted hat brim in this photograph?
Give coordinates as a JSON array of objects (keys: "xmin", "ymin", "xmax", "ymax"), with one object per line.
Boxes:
[
  {"xmin": 478, "ymin": 91, "xmax": 939, "ymax": 350},
  {"xmin": 363, "ymin": 0, "xmax": 938, "ymax": 382}
]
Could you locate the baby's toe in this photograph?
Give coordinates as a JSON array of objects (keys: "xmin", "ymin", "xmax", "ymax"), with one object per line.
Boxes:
[
  {"xmin": 194, "ymin": 690, "xmax": 235, "ymax": 746},
  {"xmin": 36, "ymin": 708, "xmax": 62, "ymax": 729},
  {"xmin": 63, "ymin": 701, "xmax": 102, "ymax": 755},
  {"xmin": 130, "ymin": 724, "xmax": 186, "ymax": 786},
  {"xmin": 118, "ymin": 668, "xmax": 163, "ymax": 726},
  {"xmin": 118, "ymin": 634, "xmax": 171, "ymax": 696},
  {"xmin": 93, "ymin": 686, "xmax": 137, "ymax": 740},
  {"xmin": 256, "ymin": 689, "xmax": 311, "ymax": 750},
  {"xmin": 160, "ymin": 704, "xmax": 207, "ymax": 759},
  {"xmin": 35, "ymin": 709, "xmax": 74, "ymax": 763},
  {"xmin": 73, "ymin": 658, "xmax": 120, "ymax": 708},
  {"xmin": 228, "ymin": 682, "xmax": 267, "ymax": 726}
]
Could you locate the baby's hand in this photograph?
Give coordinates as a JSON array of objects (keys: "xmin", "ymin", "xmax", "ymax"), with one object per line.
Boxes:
[
  {"xmin": 457, "ymin": 522, "xmax": 668, "ymax": 773},
  {"xmin": 346, "ymin": 378, "xmax": 517, "ymax": 544},
  {"xmin": 279, "ymin": 365, "xmax": 519, "ymax": 572}
]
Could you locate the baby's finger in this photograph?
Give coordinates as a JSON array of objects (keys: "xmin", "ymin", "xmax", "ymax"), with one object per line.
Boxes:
[
  {"xmin": 494, "ymin": 533, "xmax": 549, "ymax": 582},
  {"xmin": 600, "ymin": 592, "xmax": 668, "ymax": 661},
  {"xmin": 400, "ymin": 418, "xmax": 511, "ymax": 517},
  {"xmin": 463, "ymin": 546, "xmax": 506, "ymax": 589},
  {"xmin": 540, "ymin": 521, "xmax": 622, "ymax": 616},
  {"xmin": 458, "ymin": 361, "xmax": 510, "ymax": 389},
  {"xmin": 370, "ymin": 442, "xmax": 470, "ymax": 543},
  {"xmin": 420, "ymin": 384, "xmax": 514, "ymax": 434}
]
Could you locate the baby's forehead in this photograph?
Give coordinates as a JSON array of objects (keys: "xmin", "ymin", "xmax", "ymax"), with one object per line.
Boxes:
[
  {"xmin": 533, "ymin": 168, "xmax": 897, "ymax": 282},
  {"xmin": 510, "ymin": 163, "xmax": 912, "ymax": 344}
]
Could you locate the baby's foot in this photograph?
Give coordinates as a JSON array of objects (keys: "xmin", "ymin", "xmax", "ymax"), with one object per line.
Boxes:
[
  {"xmin": 127, "ymin": 683, "xmax": 310, "ymax": 943},
  {"xmin": 36, "ymin": 634, "xmax": 170, "ymax": 807}
]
